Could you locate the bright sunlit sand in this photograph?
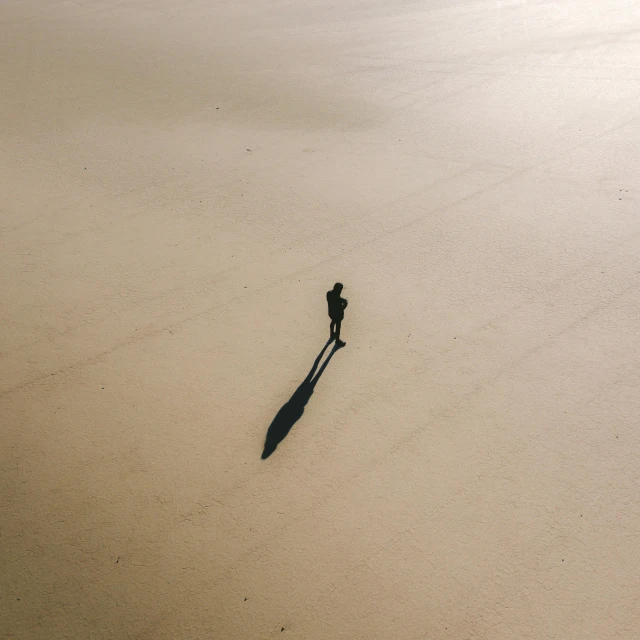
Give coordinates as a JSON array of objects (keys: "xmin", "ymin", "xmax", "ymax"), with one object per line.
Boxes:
[{"xmin": 2, "ymin": 1, "xmax": 640, "ymax": 638}]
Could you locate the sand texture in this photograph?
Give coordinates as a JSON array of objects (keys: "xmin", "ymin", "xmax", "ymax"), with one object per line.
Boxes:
[{"xmin": 2, "ymin": 1, "xmax": 640, "ymax": 638}]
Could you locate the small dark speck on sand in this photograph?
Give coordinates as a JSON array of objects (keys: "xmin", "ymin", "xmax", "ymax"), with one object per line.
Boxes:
[
  {"xmin": 246, "ymin": 148, "xmax": 252, "ymax": 152},
  {"xmin": 281, "ymin": 629, "xmax": 285, "ymax": 632},
  {"xmin": 102, "ymin": 387, "xmax": 104, "ymax": 390},
  {"xmin": 244, "ymin": 598, "xmax": 247, "ymax": 601}
]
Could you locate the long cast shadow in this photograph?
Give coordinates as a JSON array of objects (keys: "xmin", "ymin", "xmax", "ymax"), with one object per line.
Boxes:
[{"xmin": 262, "ymin": 339, "xmax": 341, "ymax": 459}]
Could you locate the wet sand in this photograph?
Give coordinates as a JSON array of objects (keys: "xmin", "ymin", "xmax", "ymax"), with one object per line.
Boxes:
[{"xmin": 2, "ymin": 1, "xmax": 640, "ymax": 638}]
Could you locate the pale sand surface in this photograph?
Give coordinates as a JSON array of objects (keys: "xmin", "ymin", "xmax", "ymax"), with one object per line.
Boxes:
[{"xmin": 2, "ymin": 1, "xmax": 640, "ymax": 638}]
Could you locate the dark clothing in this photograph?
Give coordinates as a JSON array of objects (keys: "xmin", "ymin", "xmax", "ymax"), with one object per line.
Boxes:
[{"xmin": 327, "ymin": 290, "xmax": 348, "ymax": 320}]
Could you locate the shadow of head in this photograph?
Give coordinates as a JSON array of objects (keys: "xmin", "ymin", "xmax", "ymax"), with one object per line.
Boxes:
[{"xmin": 261, "ymin": 339, "xmax": 341, "ymax": 459}]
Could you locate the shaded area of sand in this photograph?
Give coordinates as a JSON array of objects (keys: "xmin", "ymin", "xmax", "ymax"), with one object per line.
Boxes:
[{"xmin": 2, "ymin": 1, "xmax": 640, "ymax": 638}]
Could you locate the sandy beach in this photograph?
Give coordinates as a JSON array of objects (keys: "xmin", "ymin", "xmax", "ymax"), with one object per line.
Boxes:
[{"xmin": 2, "ymin": 1, "xmax": 640, "ymax": 638}]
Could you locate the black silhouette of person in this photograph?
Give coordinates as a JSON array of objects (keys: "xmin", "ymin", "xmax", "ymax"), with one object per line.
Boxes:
[
  {"xmin": 327, "ymin": 282, "xmax": 348, "ymax": 347},
  {"xmin": 262, "ymin": 338, "xmax": 338, "ymax": 459}
]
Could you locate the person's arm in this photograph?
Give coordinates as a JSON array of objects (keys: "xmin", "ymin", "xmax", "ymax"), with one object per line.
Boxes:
[{"xmin": 342, "ymin": 298, "xmax": 348, "ymax": 309}]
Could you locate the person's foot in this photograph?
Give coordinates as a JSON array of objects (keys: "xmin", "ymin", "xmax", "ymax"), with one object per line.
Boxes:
[{"xmin": 336, "ymin": 340, "xmax": 346, "ymax": 348}]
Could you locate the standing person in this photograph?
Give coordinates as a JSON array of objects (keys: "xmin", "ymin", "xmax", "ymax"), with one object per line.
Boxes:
[{"xmin": 327, "ymin": 282, "xmax": 348, "ymax": 347}]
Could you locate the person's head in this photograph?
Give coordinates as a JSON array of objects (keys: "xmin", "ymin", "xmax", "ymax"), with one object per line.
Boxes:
[{"xmin": 333, "ymin": 282, "xmax": 343, "ymax": 293}]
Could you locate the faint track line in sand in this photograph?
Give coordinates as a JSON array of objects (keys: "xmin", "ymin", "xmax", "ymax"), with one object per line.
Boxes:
[
  {"xmin": 2, "ymin": 106, "xmax": 638, "ymax": 399},
  {"xmin": 3, "ymin": 57, "xmax": 637, "ymax": 389},
  {"xmin": 173, "ymin": 272, "xmax": 640, "ymax": 583},
  {"xmin": 354, "ymin": 56, "xmax": 640, "ymax": 80},
  {"xmin": 175, "ymin": 279, "xmax": 640, "ymax": 639},
  {"xmin": 2, "ymin": 87, "xmax": 636, "ymax": 395},
  {"xmin": 0, "ymin": 163, "xmax": 490, "ymax": 396}
]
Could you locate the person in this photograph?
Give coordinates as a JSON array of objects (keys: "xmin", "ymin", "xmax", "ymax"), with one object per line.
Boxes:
[{"xmin": 326, "ymin": 282, "xmax": 348, "ymax": 347}]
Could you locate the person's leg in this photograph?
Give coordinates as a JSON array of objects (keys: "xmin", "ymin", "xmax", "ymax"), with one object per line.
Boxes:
[
  {"xmin": 335, "ymin": 319, "xmax": 346, "ymax": 347},
  {"xmin": 330, "ymin": 320, "xmax": 336, "ymax": 340}
]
